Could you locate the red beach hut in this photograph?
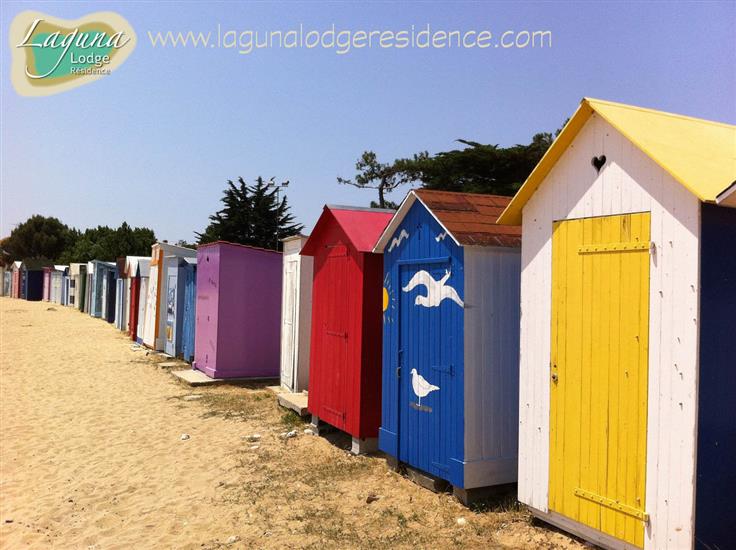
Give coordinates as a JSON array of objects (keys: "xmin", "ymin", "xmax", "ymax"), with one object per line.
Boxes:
[{"xmin": 301, "ymin": 205, "xmax": 393, "ymax": 453}]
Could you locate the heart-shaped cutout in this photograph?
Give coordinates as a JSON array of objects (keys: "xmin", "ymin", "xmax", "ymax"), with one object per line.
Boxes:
[{"xmin": 591, "ymin": 155, "xmax": 607, "ymax": 173}]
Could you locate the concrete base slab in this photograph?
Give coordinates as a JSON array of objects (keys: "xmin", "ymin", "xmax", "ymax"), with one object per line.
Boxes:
[
  {"xmin": 172, "ymin": 369, "xmax": 228, "ymax": 386},
  {"xmin": 277, "ymin": 392, "xmax": 309, "ymax": 416},
  {"xmin": 171, "ymin": 369, "xmax": 257, "ymax": 386},
  {"xmin": 406, "ymin": 465, "xmax": 450, "ymax": 493},
  {"xmin": 351, "ymin": 436, "xmax": 378, "ymax": 455},
  {"xmin": 309, "ymin": 415, "xmax": 335, "ymax": 435},
  {"xmin": 309, "ymin": 415, "xmax": 376, "ymax": 455}
]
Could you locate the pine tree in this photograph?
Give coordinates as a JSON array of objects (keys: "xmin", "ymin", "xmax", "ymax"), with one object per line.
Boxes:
[{"xmin": 197, "ymin": 176, "xmax": 303, "ymax": 251}]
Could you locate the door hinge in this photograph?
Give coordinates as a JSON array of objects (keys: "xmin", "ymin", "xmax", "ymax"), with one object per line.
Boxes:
[{"xmin": 574, "ymin": 488, "xmax": 649, "ymax": 522}]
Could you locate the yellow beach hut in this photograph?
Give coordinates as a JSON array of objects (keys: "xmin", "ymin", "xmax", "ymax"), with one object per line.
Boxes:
[{"xmin": 498, "ymin": 98, "xmax": 736, "ymax": 550}]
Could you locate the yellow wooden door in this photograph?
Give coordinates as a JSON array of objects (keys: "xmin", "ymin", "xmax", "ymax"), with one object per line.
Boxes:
[{"xmin": 549, "ymin": 213, "xmax": 651, "ymax": 548}]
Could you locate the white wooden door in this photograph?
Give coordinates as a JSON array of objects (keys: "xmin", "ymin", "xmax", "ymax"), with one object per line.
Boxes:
[{"xmin": 280, "ymin": 259, "xmax": 299, "ymax": 391}]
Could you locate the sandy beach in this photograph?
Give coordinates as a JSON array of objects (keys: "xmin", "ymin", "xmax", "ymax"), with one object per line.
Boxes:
[{"xmin": 0, "ymin": 298, "xmax": 582, "ymax": 549}]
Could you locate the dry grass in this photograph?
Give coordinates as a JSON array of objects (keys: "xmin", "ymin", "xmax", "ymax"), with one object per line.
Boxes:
[{"xmin": 171, "ymin": 379, "xmax": 585, "ymax": 550}]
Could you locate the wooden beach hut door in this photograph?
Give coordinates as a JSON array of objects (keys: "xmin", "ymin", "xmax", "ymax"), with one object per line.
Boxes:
[
  {"xmin": 280, "ymin": 259, "xmax": 299, "ymax": 391},
  {"xmin": 549, "ymin": 213, "xmax": 651, "ymax": 548},
  {"xmin": 319, "ymin": 245, "xmax": 350, "ymax": 430},
  {"xmin": 164, "ymin": 270, "xmax": 178, "ymax": 356},
  {"xmin": 398, "ymin": 261, "xmax": 453, "ymax": 479}
]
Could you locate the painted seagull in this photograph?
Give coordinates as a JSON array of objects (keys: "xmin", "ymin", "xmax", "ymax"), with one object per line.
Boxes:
[
  {"xmin": 410, "ymin": 368, "xmax": 440, "ymax": 406},
  {"xmin": 402, "ymin": 269, "xmax": 464, "ymax": 308}
]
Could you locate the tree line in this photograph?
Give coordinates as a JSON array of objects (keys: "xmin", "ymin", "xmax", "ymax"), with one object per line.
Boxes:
[
  {"xmin": 338, "ymin": 131, "xmax": 560, "ymax": 208},
  {"xmin": 2, "ymin": 126, "xmax": 560, "ymax": 265}
]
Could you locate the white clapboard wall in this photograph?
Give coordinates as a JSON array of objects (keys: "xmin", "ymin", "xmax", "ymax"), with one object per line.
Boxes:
[{"xmin": 518, "ymin": 113, "xmax": 700, "ymax": 549}]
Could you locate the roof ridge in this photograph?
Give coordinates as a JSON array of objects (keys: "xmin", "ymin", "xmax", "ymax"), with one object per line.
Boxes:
[
  {"xmin": 585, "ymin": 97, "xmax": 736, "ymax": 129},
  {"xmin": 327, "ymin": 204, "xmax": 395, "ymax": 214}
]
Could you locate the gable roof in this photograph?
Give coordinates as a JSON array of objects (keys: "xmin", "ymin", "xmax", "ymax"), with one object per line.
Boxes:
[
  {"xmin": 498, "ymin": 98, "xmax": 736, "ymax": 225},
  {"xmin": 124, "ymin": 256, "xmax": 151, "ymax": 277},
  {"xmin": 374, "ymin": 189, "xmax": 521, "ymax": 252},
  {"xmin": 301, "ymin": 205, "xmax": 394, "ymax": 256}
]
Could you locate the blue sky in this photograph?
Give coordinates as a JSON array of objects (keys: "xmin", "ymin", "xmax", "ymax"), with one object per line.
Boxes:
[{"xmin": 2, "ymin": 1, "xmax": 735, "ymax": 242}]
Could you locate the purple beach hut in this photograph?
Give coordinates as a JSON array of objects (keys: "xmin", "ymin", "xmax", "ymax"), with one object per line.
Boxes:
[{"xmin": 193, "ymin": 241, "xmax": 282, "ymax": 379}]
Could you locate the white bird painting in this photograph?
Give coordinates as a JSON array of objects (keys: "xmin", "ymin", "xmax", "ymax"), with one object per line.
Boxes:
[
  {"xmin": 435, "ymin": 231, "xmax": 447, "ymax": 242},
  {"xmin": 402, "ymin": 269, "xmax": 464, "ymax": 308},
  {"xmin": 388, "ymin": 229, "xmax": 409, "ymax": 252},
  {"xmin": 410, "ymin": 368, "xmax": 440, "ymax": 406}
]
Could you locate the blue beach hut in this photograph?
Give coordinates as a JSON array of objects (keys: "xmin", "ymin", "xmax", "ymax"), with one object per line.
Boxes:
[
  {"xmin": 373, "ymin": 189, "xmax": 522, "ymax": 504},
  {"xmin": 163, "ymin": 256, "xmax": 197, "ymax": 358}
]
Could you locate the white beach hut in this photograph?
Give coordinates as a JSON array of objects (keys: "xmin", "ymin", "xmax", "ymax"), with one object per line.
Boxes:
[
  {"xmin": 498, "ymin": 98, "xmax": 736, "ymax": 550},
  {"xmin": 279, "ymin": 235, "xmax": 314, "ymax": 393}
]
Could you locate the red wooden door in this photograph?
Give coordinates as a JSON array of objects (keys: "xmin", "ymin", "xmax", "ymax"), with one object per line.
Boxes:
[
  {"xmin": 129, "ymin": 277, "xmax": 140, "ymax": 341},
  {"xmin": 319, "ymin": 244, "xmax": 350, "ymax": 430}
]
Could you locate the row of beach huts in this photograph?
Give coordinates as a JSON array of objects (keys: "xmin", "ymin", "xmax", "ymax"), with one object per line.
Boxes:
[{"xmin": 2, "ymin": 99, "xmax": 734, "ymax": 550}]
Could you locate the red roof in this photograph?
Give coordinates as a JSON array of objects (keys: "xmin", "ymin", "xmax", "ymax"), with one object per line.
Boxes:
[
  {"xmin": 415, "ymin": 189, "xmax": 521, "ymax": 247},
  {"xmin": 302, "ymin": 205, "xmax": 394, "ymax": 255}
]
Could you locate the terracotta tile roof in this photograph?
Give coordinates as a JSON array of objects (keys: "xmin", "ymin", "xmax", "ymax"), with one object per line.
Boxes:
[{"xmin": 415, "ymin": 189, "xmax": 521, "ymax": 247}]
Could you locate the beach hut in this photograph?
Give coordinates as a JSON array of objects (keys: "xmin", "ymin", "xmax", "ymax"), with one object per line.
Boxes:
[
  {"xmin": 373, "ymin": 190, "xmax": 521, "ymax": 502},
  {"xmin": 163, "ymin": 256, "xmax": 197, "ymax": 358},
  {"xmin": 11, "ymin": 261, "xmax": 22, "ymax": 298},
  {"xmin": 61, "ymin": 267, "xmax": 70, "ymax": 305},
  {"xmin": 497, "ymin": 98, "xmax": 736, "ymax": 550},
  {"xmin": 2, "ymin": 269, "xmax": 10, "ymax": 297},
  {"xmin": 0, "ymin": 265, "xmax": 5, "ymax": 297},
  {"xmin": 279, "ymin": 235, "xmax": 314, "ymax": 393},
  {"xmin": 68, "ymin": 263, "xmax": 86, "ymax": 310},
  {"xmin": 135, "ymin": 259, "xmax": 152, "ymax": 344},
  {"xmin": 42, "ymin": 267, "xmax": 51, "ymax": 301},
  {"xmin": 180, "ymin": 259, "xmax": 197, "ymax": 362},
  {"xmin": 193, "ymin": 241, "xmax": 281, "ymax": 379},
  {"xmin": 300, "ymin": 205, "xmax": 393, "ymax": 453},
  {"xmin": 114, "ymin": 258, "xmax": 126, "ymax": 330},
  {"xmin": 141, "ymin": 243, "xmax": 196, "ymax": 350},
  {"xmin": 21, "ymin": 259, "xmax": 52, "ymax": 301},
  {"xmin": 87, "ymin": 261, "xmax": 97, "ymax": 315},
  {"xmin": 101, "ymin": 262, "xmax": 118, "ymax": 323},
  {"xmin": 124, "ymin": 257, "xmax": 150, "ymax": 341},
  {"xmin": 88, "ymin": 260, "xmax": 115, "ymax": 318},
  {"xmin": 50, "ymin": 265, "xmax": 67, "ymax": 304}
]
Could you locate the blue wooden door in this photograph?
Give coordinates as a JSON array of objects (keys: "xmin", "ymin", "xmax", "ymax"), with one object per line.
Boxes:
[
  {"xmin": 398, "ymin": 260, "xmax": 458, "ymax": 479},
  {"xmin": 181, "ymin": 265, "xmax": 196, "ymax": 362}
]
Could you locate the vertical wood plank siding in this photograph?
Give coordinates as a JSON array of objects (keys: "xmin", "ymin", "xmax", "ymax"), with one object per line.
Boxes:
[{"xmin": 518, "ymin": 114, "xmax": 700, "ymax": 549}]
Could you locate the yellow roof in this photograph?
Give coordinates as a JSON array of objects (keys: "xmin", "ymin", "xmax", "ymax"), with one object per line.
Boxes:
[{"xmin": 498, "ymin": 98, "xmax": 736, "ymax": 225}]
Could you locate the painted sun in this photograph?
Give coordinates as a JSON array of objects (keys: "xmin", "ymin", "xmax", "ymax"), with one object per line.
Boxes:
[{"xmin": 382, "ymin": 271, "xmax": 396, "ymax": 324}]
